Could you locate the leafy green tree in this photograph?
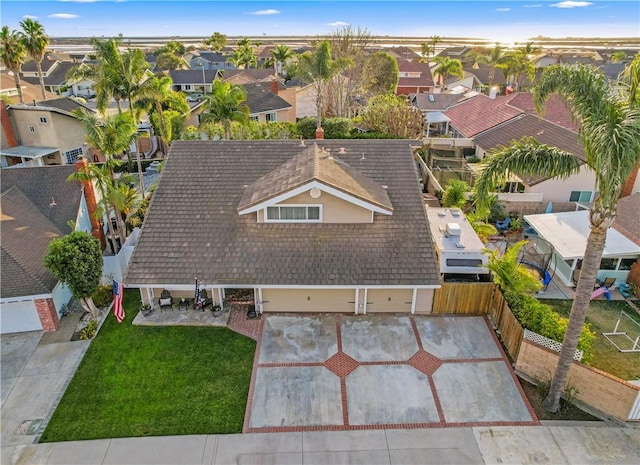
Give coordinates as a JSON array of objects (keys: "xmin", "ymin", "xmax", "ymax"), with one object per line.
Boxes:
[
  {"xmin": 44, "ymin": 232, "xmax": 103, "ymax": 317},
  {"xmin": 156, "ymin": 52, "xmax": 184, "ymax": 71},
  {"xmin": 474, "ymin": 63, "xmax": 640, "ymax": 412},
  {"xmin": 204, "ymin": 32, "xmax": 227, "ymax": 52},
  {"xmin": 200, "ymin": 80, "xmax": 249, "ymax": 139},
  {"xmin": 360, "ymin": 94, "xmax": 424, "ymax": 139},
  {"xmin": 433, "ymin": 56, "xmax": 464, "ymax": 88},
  {"xmin": 442, "ymin": 179, "xmax": 470, "ymax": 208},
  {"xmin": 153, "ymin": 40, "xmax": 185, "ymax": 57},
  {"xmin": 271, "ymin": 44, "xmax": 294, "ymax": 76},
  {"xmin": 296, "ymin": 40, "xmax": 349, "ymax": 132},
  {"xmin": 486, "ymin": 240, "xmax": 542, "ymax": 296},
  {"xmin": 20, "ymin": 18, "xmax": 49, "ymax": 100},
  {"xmin": 0, "ymin": 26, "xmax": 27, "ymax": 103},
  {"xmin": 361, "ymin": 52, "xmax": 399, "ymax": 96}
]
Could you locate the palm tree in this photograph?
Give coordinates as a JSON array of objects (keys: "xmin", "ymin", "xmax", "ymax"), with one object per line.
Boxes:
[
  {"xmin": 474, "ymin": 63, "xmax": 640, "ymax": 412},
  {"xmin": 472, "ymin": 43, "xmax": 505, "ymax": 88},
  {"xmin": 271, "ymin": 44, "xmax": 294, "ymax": 76},
  {"xmin": 499, "ymin": 50, "xmax": 535, "ymax": 92},
  {"xmin": 517, "ymin": 41, "xmax": 541, "ymax": 57},
  {"xmin": 0, "ymin": 26, "xmax": 27, "ymax": 104},
  {"xmin": 297, "ymin": 40, "xmax": 349, "ymax": 132},
  {"xmin": 204, "ymin": 32, "xmax": 226, "ymax": 52},
  {"xmin": 200, "ymin": 80, "xmax": 249, "ymax": 140},
  {"xmin": 73, "ymin": 108, "xmax": 138, "ymax": 245},
  {"xmin": 429, "ymin": 35, "xmax": 441, "ymax": 60},
  {"xmin": 20, "ymin": 18, "xmax": 49, "ymax": 100},
  {"xmin": 433, "ymin": 56, "xmax": 464, "ymax": 89}
]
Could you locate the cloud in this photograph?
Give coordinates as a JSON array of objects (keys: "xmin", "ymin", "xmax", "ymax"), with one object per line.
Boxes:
[
  {"xmin": 22, "ymin": 15, "xmax": 39, "ymax": 19},
  {"xmin": 327, "ymin": 21, "xmax": 350, "ymax": 27},
  {"xmin": 523, "ymin": 4, "xmax": 543, "ymax": 7},
  {"xmin": 550, "ymin": 1, "xmax": 593, "ymax": 8},
  {"xmin": 496, "ymin": 8, "xmax": 511, "ymax": 12},
  {"xmin": 48, "ymin": 13, "xmax": 80, "ymax": 19},
  {"xmin": 250, "ymin": 9, "xmax": 280, "ymax": 16}
]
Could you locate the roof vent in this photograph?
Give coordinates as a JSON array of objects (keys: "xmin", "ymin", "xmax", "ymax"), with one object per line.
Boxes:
[
  {"xmin": 446, "ymin": 222, "xmax": 462, "ymax": 236},
  {"xmin": 381, "ymin": 185, "xmax": 388, "ymax": 189},
  {"xmin": 437, "ymin": 211, "xmax": 446, "ymax": 217},
  {"xmin": 361, "ymin": 152, "xmax": 366, "ymax": 160},
  {"xmin": 338, "ymin": 147, "xmax": 346, "ymax": 154},
  {"xmin": 451, "ymin": 209, "xmax": 461, "ymax": 217},
  {"xmin": 299, "ymin": 139, "xmax": 305, "ymax": 146},
  {"xmin": 455, "ymin": 241, "xmax": 465, "ymax": 249}
]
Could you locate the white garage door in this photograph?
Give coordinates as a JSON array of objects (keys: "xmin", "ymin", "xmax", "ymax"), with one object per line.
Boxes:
[{"xmin": 0, "ymin": 300, "xmax": 43, "ymax": 334}]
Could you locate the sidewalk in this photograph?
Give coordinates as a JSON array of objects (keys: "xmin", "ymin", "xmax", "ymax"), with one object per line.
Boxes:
[{"xmin": 2, "ymin": 425, "xmax": 639, "ymax": 465}]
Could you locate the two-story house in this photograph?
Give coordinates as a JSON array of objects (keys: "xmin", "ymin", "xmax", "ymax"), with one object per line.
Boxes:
[{"xmin": 125, "ymin": 140, "xmax": 441, "ymax": 314}]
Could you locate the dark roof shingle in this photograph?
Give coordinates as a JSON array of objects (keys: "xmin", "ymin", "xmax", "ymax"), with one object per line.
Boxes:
[
  {"xmin": 125, "ymin": 140, "xmax": 439, "ymax": 287},
  {"xmin": 242, "ymin": 82, "xmax": 291, "ymax": 114}
]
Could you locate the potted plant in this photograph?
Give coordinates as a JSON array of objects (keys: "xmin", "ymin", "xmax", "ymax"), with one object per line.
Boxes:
[
  {"xmin": 141, "ymin": 303, "xmax": 153, "ymax": 317},
  {"xmin": 211, "ymin": 304, "xmax": 222, "ymax": 317}
]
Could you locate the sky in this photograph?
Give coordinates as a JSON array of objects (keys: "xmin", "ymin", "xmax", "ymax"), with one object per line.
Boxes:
[{"xmin": 1, "ymin": 0, "xmax": 639, "ymax": 43}]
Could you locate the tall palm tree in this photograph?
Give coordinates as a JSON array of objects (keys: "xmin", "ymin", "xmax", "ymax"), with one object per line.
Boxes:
[
  {"xmin": 297, "ymin": 40, "xmax": 349, "ymax": 131},
  {"xmin": 429, "ymin": 35, "xmax": 441, "ymax": 60},
  {"xmin": 271, "ymin": 44, "xmax": 294, "ymax": 76},
  {"xmin": 474, "ymin": 63, "xmax": 640, "ymax": 412},
  {"xmin": 0, "ymin": 26, "xmax": 27, "ymax": 104},
  {"xmin": 432, "ymin": 56, "xmax": 464, "ymax": 89},
  {"xmin": 499, "ymin": 50, "xmax": 535, "ymax": 92},
  {"xmin": 20, "ymin": 18, "xmax": 49, "ymax": 100},
  {"xmin": 73, "ymin": 108, "xmax": 138, "ymax": 245},
  {"xmin": 472, "ymin": 43, "xmax": 505, "ymax": 88},
  {"xmin": 200, "ymin": 80, "xmax": 249, "ymax": 140},
  {"xmin": 204, "ymin": 32, "xmax": 227, "ymax": 52}
]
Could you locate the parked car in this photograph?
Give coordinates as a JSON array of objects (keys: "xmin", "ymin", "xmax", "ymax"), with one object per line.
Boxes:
[{"xmin": 186, "ymin": 93, "xmax": 203, "ymax": 102}]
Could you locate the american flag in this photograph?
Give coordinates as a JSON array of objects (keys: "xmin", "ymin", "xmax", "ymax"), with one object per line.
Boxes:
[
  {"xmin": 112, "ymin": 280, "xmax": 125, "ymax": 323},
  {"xmin": 195, "ymin": 277, "xmax": 200, "ymax": 303}
]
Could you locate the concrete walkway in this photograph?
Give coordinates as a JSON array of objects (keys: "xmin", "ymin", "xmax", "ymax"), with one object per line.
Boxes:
[{"xmin": 2, "ymin": 425, "xmax": 638, "ymax": 464}]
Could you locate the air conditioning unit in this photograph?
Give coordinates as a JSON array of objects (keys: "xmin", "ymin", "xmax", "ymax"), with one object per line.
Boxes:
[{"xmin": 446, "ymin": 223, "xmax": 462, "ymax": 236}]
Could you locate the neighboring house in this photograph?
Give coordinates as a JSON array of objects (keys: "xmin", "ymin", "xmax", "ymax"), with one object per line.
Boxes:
[
  {"xmin": 289, "ymin": 81, "xmax": 316, "ymax": 119},
  {"xmin": 443, "ymin": 93, "xmax": 523, "ymax": 138},
  {"xmin": 442, "ymin": 71, "xmax": 482, "ymax": 93},
  {"xmin": 0, "ymin": 164, "xmax": 101, "ymax": 334},
  {"xmin": 257, "ymin": 46, "xmax": 275, "ymax": 68},
  {"xmin": 426, "ymin": 207, "xmax": 489, "ymax": 281},
  {"xmin": 168, "ymin": 69, "xmax": 218, "ymax": 93},
  {"xmin": 473, "ymin": 114, "xmax": 595, "ymax": 203},
  {"xmin": 386, "ymin": 46, "xmax": 423, "ymax": 62},
  {"xmin": 396, "ymin": 60, "xmax": 435, "ymax": 95},
  {"xmin": 598, "ymin": 63, "xmax": 626, "ymax": 82},
  {"xmin": 125, "ymin": 140, "xmax": 441, "ymax": 314},
  {"xmin": 533, "ymin": 52, "xmax": 601, "ymax": 69},
  {"xmin": 1, "ymin": 98, "xmax": 94, "ymax": 167},
  {"xmin": 20, "ymin": 59, "xmax": 75, "ymax": 95},
  {"xmin": 243, "ymin": 81, "xmax": 295, "ymax": 123},
  {"xmin": 220, "ymin": 69, "xmax": 278, "ymax": 85},
  {"xmin": 504, "ymin": 92, "xmax": 579, "ymax": 132},
  {"xmin": 188, "ymin": 51, "xmax": 235, "ymax": 71},
  {"xmin": 463, "ymin": 63, "xmax": 507, "ymax": 89},
  {"xmin": 525, "ymin": 193, "xmax": 640, "ymax": 287},
  {"xmin": 0, "ymin": 70, "xmax": 57, "ymax": 103},
  {"xmin": 409, "ymin": 92, "xmax": 471, "ymax": 136},
  {"xmin": 436, "ymin": 47, "xmax": 472, "ymax": 62}
]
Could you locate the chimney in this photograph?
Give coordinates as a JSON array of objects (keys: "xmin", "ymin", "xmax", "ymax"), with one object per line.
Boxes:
[
  {"xmin": 270, "ymin": 80, "xmax": 278, "ymax": 95},
  {"xmin": 75, "ymin": 157, "xmax": 105, "ymax": 248},
  {"xmin": 0, "ymin": 101, "xmax": 18, "ymax": 148},
  {"xmin": 315, "ymin": 126, "xmax": 325, "ymax": 140},
  {"xmin": 488, "ymin": 87, "xmax": 498, "ymax": 99}
]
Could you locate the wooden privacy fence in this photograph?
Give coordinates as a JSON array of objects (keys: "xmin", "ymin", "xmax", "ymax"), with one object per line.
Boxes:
[{"xmin": 433, "ymin": 282, "xmax": 524, "ymax": 360}]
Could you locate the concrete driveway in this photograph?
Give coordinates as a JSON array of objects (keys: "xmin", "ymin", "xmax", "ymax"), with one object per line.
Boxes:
[{"xmin": 245, "ymin": 315, "xmax": 536, "ymax": 432}]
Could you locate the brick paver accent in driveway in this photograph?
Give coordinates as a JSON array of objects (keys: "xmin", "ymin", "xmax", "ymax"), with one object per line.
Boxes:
[{"xmin": 244, "ymin": 315, "xmax": 538, "ymax": 433}]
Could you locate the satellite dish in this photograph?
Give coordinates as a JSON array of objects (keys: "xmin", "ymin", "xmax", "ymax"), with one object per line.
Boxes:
[{"xmin": 309, "ymin": 187, "xmax": 321, "ymax": 198}]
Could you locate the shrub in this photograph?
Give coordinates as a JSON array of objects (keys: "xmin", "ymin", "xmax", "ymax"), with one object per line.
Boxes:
[
  {"xmin": 322, "ymin": 118, "xmax": 353, "ymax": 138},
  {"xmin": 92, "ymin": 284, "xmax": 113, "ymax": 308},
  {"xmin": 296, "ymin": 117, "xmax": 317, "ymax": 139},
  {"xmin": 79, "ymin": 320, "xmax": 98, "ymax": 340}
]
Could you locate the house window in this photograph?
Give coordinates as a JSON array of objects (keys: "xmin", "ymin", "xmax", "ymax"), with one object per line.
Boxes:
[
  {"xmin": 65, "ymin": 147, "xmax": 83, "ymax": 164},
  {"xmin": 39, "ymin": 116, "xmax": 47, "ymax": 124},
  {"xmin": 445, "ymin": 258, "xmax": 483, "ymax": 267},
  {"xmin": 265, "ymin": 112, "xmax": 277, "ymax": 122},
  {"xmin": 29, "ymin": 125, "xmax": 35, "ymax": 133},
  {"xmin": 250, "ymin": 115, "xmax": 259, "ymax": 122},
  {"xmin": 569, "ymin": 190, "xmax": 594, "ymax": 202},
  {"xmin": 599, "ymin": 258, "xmax": 618, "ymax": 270},
  {"xmin": 265, "ymin": 205, "xmax": 321, "ymax": 222}
]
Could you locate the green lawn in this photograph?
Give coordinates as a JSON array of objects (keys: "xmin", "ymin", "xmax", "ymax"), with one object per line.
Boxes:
[
  {"xmin": 40, "ymin": 289, "xmax": 256, "ymax": 442},
  {"xmin": 543, "ymin": 299, "xmax": 640, "ymax": 381}
]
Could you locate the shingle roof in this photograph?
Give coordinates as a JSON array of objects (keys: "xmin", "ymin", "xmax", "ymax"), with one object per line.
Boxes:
[
  {"xmin": 21, "ymin": 61, "xmax": 75, "ymax": 87},
  {"xmin": 242, "ymin": 82, "xmax": 291, "ymax": 114},
  {"xmin": 397, "ymin": 60, "xmax": 435, "ymax": 89},
  {"xmin": 463, "ymin": 64, "xmax": 506, "ymax": 85},
  {"xmin": 238, "ymin": 143, "xmax": 393, "ymax": 212},
  {"xmin": 21, "ymin": 59, "xmax": 59, "ymax": 73},
  {"xmin": 1, "ymin": 165, "xmax": 82, "ymax": 235},
  {"xmin": 196, "ymin": 52, "xmax": 227, "ymax": 62},
  {"xmin": 444, "ymin": 93, "xmax": 523, "ymax": 137},
  {"xmin": 32, "ymin": 97, "xmax": 94, "ymax": 115},
  {"xmin": 221, "ymin": 69, "xmax": 277, "ymax": 83},
  {"xmin": 125, "ymin": 140, "xmax": 439, "ymax": 287},
  {"xmin": 1, "ymin": 186, "xmax": 62, "ymax": 298},
  {"xmin": 505, "ymin": 93, "xmax": 579, "ymax": 131},
  {"xmin": 168, "ymin": 69, "xmax": 219, "ymax": 85},
  {"xmin": 473, "ymin": 114, "xmax": 584, "ymax": 186},
  {"xmin": 410, "ymin": 93, "xmax": 468, "ymax": 111},
  {"xmin": 613, "ymin": 193, "xmax": 640, "ymax": 246}
]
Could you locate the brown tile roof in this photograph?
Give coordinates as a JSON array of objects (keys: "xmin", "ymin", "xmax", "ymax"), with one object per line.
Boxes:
[
  {"xmin": 221, "ymin": 69, "xmax": 277, "ymax": 83},
  {"xmin": 410, "ymin": 93, "xmax": 467, "ymax": 111},
  {"xmin": 397, "ymin": 60, "xmax": 435, "ymax": 89},
  {"xmin": 1, "ymin": 187, "xmax": 62, "ymax": 298},
  {"xmin": 505, "ymin": 93, "xmax": 579, "ymax": 131},
  {"xmin": 238, "ymin": 143, "xmax": 393, "ymax": 212},
  {"xmin": 1, "ymin": 165, "xmax": 82, "ymax": 235},
  {"xmin": 473, "ymin": 114, "xmax": 585, "ymax": 186},
  {"xmin": 444, "ymin": 93, "xmax": 523, "ymax": 137},
  {"xmin": 613, "ymin": 193, "xmax": 640, "ymax": 246},
  {"xmin": 125, "ymin": 140, "xmax": 439, "ymax": 287}
]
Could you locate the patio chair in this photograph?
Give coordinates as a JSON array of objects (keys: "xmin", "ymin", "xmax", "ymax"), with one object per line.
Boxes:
[
  {"xmin": 158, "ymin": 289, "xmax": 173, "ymax": 311},
  {"xmin": 496, "ymin": 217, "xmax": 511, "ymax": 233},
  {"xmin": 596, "ymin": 277, "xmax": 616, "ymax": 289},
  {"xmin": 195, "ymin": 289, "xmax": 213, "ymax": 312}
]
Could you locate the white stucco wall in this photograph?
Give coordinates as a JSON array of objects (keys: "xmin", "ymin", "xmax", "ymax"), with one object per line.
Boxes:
[{"xmin": 527, "ymin": 164, "xmax": 596, "ymax": 202}]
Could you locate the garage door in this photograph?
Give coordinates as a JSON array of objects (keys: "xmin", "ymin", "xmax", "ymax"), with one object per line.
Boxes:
[
  {"xmin": 366, "ymin": 289, "xmax": 413, "ymax": 313},
  {"xmin": 262, "ymin": 289, "xmax": 355, "ymax": 313},
  {"xmin": 0, "ymin": 300, "xmax": 43, "ymax": 334}
]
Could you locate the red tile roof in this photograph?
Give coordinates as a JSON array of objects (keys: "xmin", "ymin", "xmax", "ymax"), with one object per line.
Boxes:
[
  {"xmin": 613, "ymin": 193, "xmax": 640, "ymax": 246},
  {"xmin": 506, "ymin": 93, "xmax": 579, "ymax": 132},
  {"xmin": 444, "ymin": 94, "xmax": 523, "ymax": 137}
]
